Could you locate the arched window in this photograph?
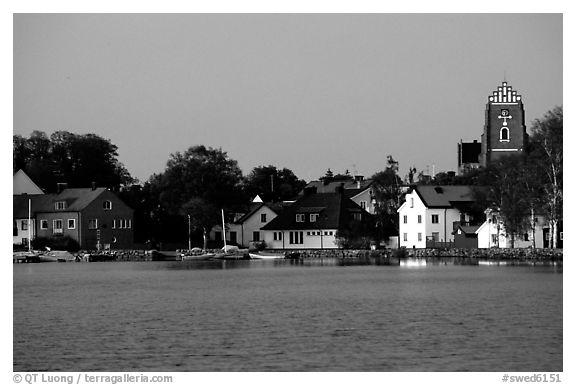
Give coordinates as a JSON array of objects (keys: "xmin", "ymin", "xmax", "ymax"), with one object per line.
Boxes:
[{"xmin": 500, "ymin": 127, "xmax": 509, "ymax": 142}]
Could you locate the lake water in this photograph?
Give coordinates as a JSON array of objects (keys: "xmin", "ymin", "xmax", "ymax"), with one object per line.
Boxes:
[{"xmin": 13, "ymin": 259, "xmax": 562, "ymax": 372}]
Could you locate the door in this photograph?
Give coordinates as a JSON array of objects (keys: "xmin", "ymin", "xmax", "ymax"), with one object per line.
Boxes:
[{"xmin": 230, "ymin": 231, "xmax": 237, "ymax": 245}]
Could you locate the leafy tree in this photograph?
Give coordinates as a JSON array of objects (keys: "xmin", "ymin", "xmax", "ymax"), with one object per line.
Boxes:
[
  {"xmin": 143, "ymin": 145, "xmax": 244, "ymax": 245},
  {"xmin": 243, "ymin": 165, "xmax": 306, "ymax": 202},
  {"xmin": 182, "ymin": 197, "xmax": 220, "ymax": 250},
  {"xmin": 529, "ymin": 106, "xmax": 563, "ymax": 248},
  {"xmin": 13, "ymin": 130, "xmax": 134, "ymax": 192},
  {"xmin": 371, "ymin": 155, "xmax": 404, "ymax": 242}
]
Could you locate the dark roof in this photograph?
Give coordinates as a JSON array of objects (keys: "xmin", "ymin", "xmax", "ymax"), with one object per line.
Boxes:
[
  {"xmin": 261, "ymin": 192, "xmax": 367, "ymax": 231},
  {"xmin": 13, "ymin": 194, "xmax": 54, "ymax": 218},
  {"xmin": 301, "ymin": 179, "xmax": 373, "ymax": 195},
  {"xmin": 454, "ymin": 225, "xmax": 481, "ymax": 235},
  {"xmin": 415, "ymin": 185, "xmax": 476, "ymax": 208},
  {"xmin": 13, "ymin": 188, "xmax": 111, "ymax": 217}
]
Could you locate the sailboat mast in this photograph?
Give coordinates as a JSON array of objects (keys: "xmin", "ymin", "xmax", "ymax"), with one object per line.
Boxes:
[
  {"xmin": 28, "ymin": 199, "xmax": 32, "ymax": 252},
  {"xmin": 221, "ymin": 209, "xmax": 227, "ymax": 250}
]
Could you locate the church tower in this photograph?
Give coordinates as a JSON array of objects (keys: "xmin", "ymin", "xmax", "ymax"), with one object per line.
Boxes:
[{"xmin": 480, "ymin": 81, "xmax": 528, "ymax": 167}]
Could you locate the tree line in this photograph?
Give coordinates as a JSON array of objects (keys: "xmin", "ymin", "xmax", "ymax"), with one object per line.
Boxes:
[{"xmin": 13, "ymin": 106, "xmax": 562, "ymax": 248}]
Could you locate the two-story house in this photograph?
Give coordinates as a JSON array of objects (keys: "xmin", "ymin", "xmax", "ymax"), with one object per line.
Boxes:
[
  {"xmin": 262, "ymin": 188, "xmax": 369, "ymax": 249},
  {"xmin": 397, "ymin": 185, "xmax": 478, "ymax": 248}
]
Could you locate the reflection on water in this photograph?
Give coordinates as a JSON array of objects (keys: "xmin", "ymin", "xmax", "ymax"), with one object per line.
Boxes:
[{"xmin": 13, "ymin": 259, "xmax": 562, "ymax": 372}]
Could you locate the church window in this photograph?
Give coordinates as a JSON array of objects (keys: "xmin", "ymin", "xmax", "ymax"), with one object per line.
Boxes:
[{"xmin": 500, "ymin": 127, "xmax": 510, "ymax": 142}]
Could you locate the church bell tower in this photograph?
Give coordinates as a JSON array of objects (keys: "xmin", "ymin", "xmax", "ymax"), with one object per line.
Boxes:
[{"xmin": 480, "ymin": 81, "xmax": 528, "ymax": 167}]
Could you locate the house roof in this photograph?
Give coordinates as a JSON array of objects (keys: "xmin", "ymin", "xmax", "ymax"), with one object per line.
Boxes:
[
  {"xmin": 13, "ymin": 194, "xmax": 55, "ymax": 218},
  {"xmin": 301, "ymin": 179, "xmax": 373, "ymax": 195},
  {"xmin": 414, "ymin": 185, "xmax": 477, "ymax": 208},
  {"xmin": 454, "ymin": 225, "xmax": 481, "ymax": 235},
  {"xmin": 233, "ymin": 201, "xmax": 288, "ymax": 224},
  {"xmin": 261, "ymin": 192, "xmax": 366, "ymax": 231},
  {"xmin": 43, "ymin": 188, "xmax": 110, "ymax": 212}
]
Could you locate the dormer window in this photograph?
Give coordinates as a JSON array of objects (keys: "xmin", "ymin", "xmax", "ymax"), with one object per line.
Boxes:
[
  {"xmin": 500, "ymin": 127, "xmax": 510, "ymax": 142},
  {"xmin": 352, "ymin": 213, "xmax": 362, "ymax": 221},
  {"xmin": 310, "ymin": 214, "xmax": 319, "ymax": 222},
  {"xmin": 55, "ymin": 201, "xmax": 66, "ymax": 210},
  {"xmin": 103, "ymin": 200, "xmax": 112, "ymax": 210},
  {"xmin": 296, "ymin": 214, "xmax": 305, "ymax": 223}
]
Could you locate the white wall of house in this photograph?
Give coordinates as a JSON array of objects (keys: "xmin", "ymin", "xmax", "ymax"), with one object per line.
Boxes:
[
  {"xmin": 398, "ymin": 189, "xmax": 466, "ymax": 248},
  {"xmin": 476, "ymin": 213, "xmax": 548, "ymax": 249},
  {"xmin": 263, "ymin": 229, "xmax": 339, "ymax": 249},
  {"xmin": 13, "ymin": 218, "xmax": 35, "ymax": 246},
  {"xmin": 210, "ymin": 205, "xmax": 279, "ymax": 247}
]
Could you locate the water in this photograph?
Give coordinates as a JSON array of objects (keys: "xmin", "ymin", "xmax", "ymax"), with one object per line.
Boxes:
[{"xmin": 13, "ymin": 259, "xmax": 562, "ymax": 372}]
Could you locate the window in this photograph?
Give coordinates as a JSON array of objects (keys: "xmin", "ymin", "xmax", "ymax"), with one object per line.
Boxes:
[
  {"xmin": 352, "ymin": 213, "xmax": 362, "ymax": 221},
  {"xmin": 253, "ymin": 231, "xmax": 260, "ymax": 242},
  {"xmin": 491, "ymin": 234, "xmax": 498, "ymax": 244},
  {"xmin": 53, "ymin": 219, "xmax": 63, "ymax": 234},
  {"xmin": 500, "ymin": 127, "xmax": 509, "ymax": 142},
  {"xmin": 410, "ymin": 198, "xmax": 414, "ymax": 208},
  {"xmin": 21, "ymin": 221, "xmax": 28, "ymax": 231},
  {"xmin": 261, "ymin": 213, "xmax": 267, "ymax": 223},
  {"xmin": 403, "ymin": 215, "xmax": 408, "ymax": 224},
  {"xmin": 88, "ymin": 219, "xmax": 98, "ymax": 229},
  {"xmin": 40, "ymin": 220, "xmax": 48, "ymax": 230},
  {"xmin": 273, "ymin": 232, "xmax": 282, "ymax": 241},
  {"xmin": 103, "ymin": 200, "xmax": 112, "ymax": 210},
  {"xmin": 310, "ymin": 214, "xmax": 319, "ymax": 222},
  {"xmin": 55, "ymin": 201, "xmax": 66, "ymax": 210},
  {"xmin": 403, "ymin": 233, "xmax": 408, "ymax": 242},
  {"xmin": 296, "ymin": 214, "xmax": 305, "ymax": 222},
  {"xmin": 289, "ymin": 231, "xmax": 304, "ymax": 244},
  {"xmin": 418, "ymin": 215, "xmax": 422, "ymax": 224},
  {"xmin": 524, "ymin": 233, "xmax": 529, "ymax": 241},
  {"xmin": 360, "ymin": 201, "xmax": 367, "ymax": 210},
  {"xmin": 418, "ymin": 233, "xmax": 422, "ymax": 242},
  {"xmin": 431, "ymin": 214, "xmax": 439, "ymax": 224},
  {"xmin": 68, "ymin": 219, "xmax": 76, "ymax": 229}
]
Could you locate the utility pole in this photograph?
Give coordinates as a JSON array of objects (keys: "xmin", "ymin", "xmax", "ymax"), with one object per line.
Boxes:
[{"xmin": 187, "ymin": 214, "xmax": 191, "ymax": 250}]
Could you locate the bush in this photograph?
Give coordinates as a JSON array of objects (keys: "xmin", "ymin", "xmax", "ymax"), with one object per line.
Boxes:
[
  {"xmin": 31, "ymin": 235, "xmax": 80, "ymax": 252},
  {"xmin": 392, "ymin": 247, "xmax": 408, "ymax": 258}
]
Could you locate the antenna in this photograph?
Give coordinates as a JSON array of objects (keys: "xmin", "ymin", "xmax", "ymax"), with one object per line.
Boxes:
[{"xmin": 504, "ymin": 70, "xmax": 507, "ymax": 83}]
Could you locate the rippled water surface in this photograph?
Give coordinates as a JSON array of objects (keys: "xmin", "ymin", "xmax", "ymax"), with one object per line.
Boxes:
[{"xmin": 13, "ymin": 259, "xmax": 562, "ymax": 371}]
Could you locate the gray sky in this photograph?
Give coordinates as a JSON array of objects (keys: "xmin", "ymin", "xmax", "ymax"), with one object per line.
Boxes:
[{"xmin": 13, "ymin": 14, "xmax": 562, "ymax": 183}]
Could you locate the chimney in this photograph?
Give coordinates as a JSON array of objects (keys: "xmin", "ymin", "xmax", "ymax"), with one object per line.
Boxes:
[
  {"xmin": 91, "ymin": 182, "xmax": 96, "ymax": 191},
  {"xmin": 56, "ymin": 183, "xmax": 68, "ymax": 194},
  {"xmin": 354, "ymin": 175, "xmax": 364, "ymax": 189}
]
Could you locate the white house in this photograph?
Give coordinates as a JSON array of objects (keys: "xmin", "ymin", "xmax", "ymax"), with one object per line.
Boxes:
[
  {"xmin": 210, "ymin": 199, "xmax": 287, "ymax": 247},
  {"xmin": 397, "ymin": 185, "xmax": 477, "ymax": 248},
  {"xmin": 476, "ymin": 209, "xmax": 548, "ymax": 248},
  {"xmin": 261, "ymin": 190, "xmax": 368, "ymax": 249}
]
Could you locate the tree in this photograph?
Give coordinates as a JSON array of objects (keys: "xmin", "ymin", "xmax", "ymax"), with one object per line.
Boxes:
[
  {"xmin": 13, "ymin": 130, "xmax": 134, "ymax": 191},
  {"xmin": 529, "ymin": 106, "xmax": 563, "ymax": 248},
  {"xmin": 371, "ymin": 155, "xmax": 404, "ymax": 242},
  {"xmin": 243, "ymin": 165, "xmax": 306, "ymax": 202},
  {"xmin": 182, "ymin": 197, "xmax": 220, "ymax": 250},
  {"xmin": 143, "ymin": 145, "xmax": 244, "ymax": 245}
]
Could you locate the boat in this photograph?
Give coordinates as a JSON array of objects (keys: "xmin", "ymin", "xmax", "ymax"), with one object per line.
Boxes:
[
  {"xmin": 38, "ymin": 250, "xmax": 76, "ymax": 262},
  {"xmin": 13, "ymin": 250, "xmax": 41, "ymax": 263},
  {"xmin": 181, "ymin": 248, "xmax": 215, "ymax": 261},
  {"xmin": 249, "ymin": 251, "xmax": 285, "ymax": 260},
  {"xmin": 211, "ymin": 210, "xmax": 250, "ymax": 260}
]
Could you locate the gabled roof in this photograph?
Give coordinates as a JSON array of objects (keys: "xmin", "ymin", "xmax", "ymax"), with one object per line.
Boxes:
[
  {"xmin": 414, "ymin": 185, "xmax": 477, "ymax": 208},
  {"xmin": 233, "ymin": 201, "xmax": 287, "ymax": 224},
  {"xmin": 13, "ymin": 170, "xmax": 44, "ymax": 195},
  {"xmin": 261, "ymin": 192, "xmax": 366, "ymax": 231},
  {"xmin": 453, "ymin": 225, "xmax": 481, "ymax": 235},
  {"xmin": 43, "ymin": 188, "xmax": 109, "ymax": 212}
]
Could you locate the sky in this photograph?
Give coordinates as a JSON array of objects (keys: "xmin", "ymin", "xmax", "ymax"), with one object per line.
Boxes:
[{"xmin": 13, "ymin": 13, "xmax": 562, "ymax": 183}]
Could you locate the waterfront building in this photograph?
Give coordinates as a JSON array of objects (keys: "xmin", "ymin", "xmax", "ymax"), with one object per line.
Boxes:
[
  {"xmin": 300, "ymin": 175, "xmax": 376, "ymax": 214},
  {"xmin": 397, "ymin": 185, "xmax": 479, "ymax": 249},
  {"xmin": 262, "ymin": 188, "xmax": 370, "ymax": 249}
]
